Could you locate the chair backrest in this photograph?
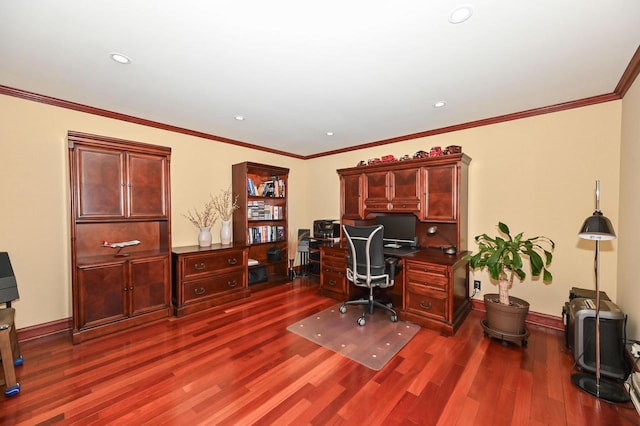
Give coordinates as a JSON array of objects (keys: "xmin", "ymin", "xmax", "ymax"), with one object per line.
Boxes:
[
  {"xmin": 0, "ymin": 252, "xmax": 19, "ymax": 307},
  {"xmin": 343, "ymin": 224, "xmax": 386, "ymax": 282}
]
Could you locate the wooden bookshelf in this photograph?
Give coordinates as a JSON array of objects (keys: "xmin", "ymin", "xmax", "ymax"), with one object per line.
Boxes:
[{"xmin": 232, "ymin": 162, "xmax": 289, "ymax": 290}]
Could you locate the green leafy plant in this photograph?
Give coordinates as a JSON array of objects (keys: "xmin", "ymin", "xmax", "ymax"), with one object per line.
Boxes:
[{"xmin": 464, "ymin": 222, "xmax": 554, "ymax": 304}]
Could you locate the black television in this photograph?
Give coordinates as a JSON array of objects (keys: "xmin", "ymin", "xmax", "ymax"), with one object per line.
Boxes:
[{"xmin": 375, "ymin": 214, "xmax": 417, "ymax": 248}]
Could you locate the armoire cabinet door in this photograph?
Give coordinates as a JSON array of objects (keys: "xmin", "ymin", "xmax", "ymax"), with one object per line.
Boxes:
[
  {"xmin": 363, "ymin": 170, "xmax": 390, "ymax": 213},
  {"xmin": 76, "ymin": 146, "xmax": 126, "ymax": 219},
  {"xmin": 129, "ymin": 256, "xmax": 170, "ymax": 316},
  {"xmin": 422, "ymin": 164, "xmax": 457, "ymax": 222},
  {"xmin": 388, "ymin": 168, "xmax": 421, "ymax": 212},
  {"xmin": 341, "ymin": 173, "xmax": 363, "ymax": 219},
  {"xmin": 76, "ymin": 262, "xmax": 128, "ymax": 329},
  {"xmin": 127, "ymin": 153, "xmax": 169, "ymax": 218}
]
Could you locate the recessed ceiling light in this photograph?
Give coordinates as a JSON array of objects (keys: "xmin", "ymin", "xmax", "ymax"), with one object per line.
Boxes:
[
  {"xmin": 234, "ymin": 115, "xmax": 245, "ymax": 121},
  {"xmin": 326, "ymin": 132, "xmax": 334, "ymax": 136},
  {"xmin": 449, "ymin": 5, "xmax": 473, "ymax": 24},
  {"xmin": 109, "ymin": 52, "xmax": 131, "ymax": 64},
  {"xmin": 434, "ymin": 101, "xmax": 447, "ymax": 108}
]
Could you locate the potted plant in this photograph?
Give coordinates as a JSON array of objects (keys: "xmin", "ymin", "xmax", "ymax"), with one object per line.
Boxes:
[{"xmin": 464, "ymin": 222, "xmax": 554, "ymax": 344}]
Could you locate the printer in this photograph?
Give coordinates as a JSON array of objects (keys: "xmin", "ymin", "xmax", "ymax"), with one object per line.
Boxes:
[{"xmin": 313, "ymin": 219, "xmax": 340, "ymax": 239}]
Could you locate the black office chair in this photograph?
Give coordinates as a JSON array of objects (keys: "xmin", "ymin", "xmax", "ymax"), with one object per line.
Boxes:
[
  {"xmin": 340, "ymin": 224, "xmax": 398, "ymax": 326},
  {"xmin": 0, "ymin": 252, "xmax": 23, "ymax": 397}
]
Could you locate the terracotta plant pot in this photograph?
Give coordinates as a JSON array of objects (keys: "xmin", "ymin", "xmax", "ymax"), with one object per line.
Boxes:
[{"xmin": 484, "ymin": 293, "xmax": 529, "ymax": 335}]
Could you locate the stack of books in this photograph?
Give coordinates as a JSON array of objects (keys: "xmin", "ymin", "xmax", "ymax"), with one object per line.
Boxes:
[{"xmin": 248, "ymin": 226, "xmax": 285, "ymax": 244}]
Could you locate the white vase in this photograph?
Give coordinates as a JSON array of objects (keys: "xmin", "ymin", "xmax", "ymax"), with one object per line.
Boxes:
[
  {"xmin": 220, "ymin": 220, "xmax": 232, "ymax": 245},
  {"xmin": 198, "ymin": 226, "xmax": 212, "ymax": 247}
]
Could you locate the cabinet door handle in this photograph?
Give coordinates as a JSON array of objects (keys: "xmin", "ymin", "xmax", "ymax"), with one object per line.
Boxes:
[
  {"xmin": 328, "ymin": 279, "xmax": 336, "ymax": 286},
  {"xmin": 194, "ymin": 287, "xmax": 206, "ymax": 295},
  {"xmin": 228, "ymin": 258, "xmax": 238, "ymax": 265},
  {"xmin": 227, "ymin": 280, "xmax": 237, "ymax": 288},
  {"xmin": 194, "ymin": 263, "xmax": 206, "ymax": 270},
  {"xmin": 420, "ymin": 301, "xmax": 432, "ymax": 310}
]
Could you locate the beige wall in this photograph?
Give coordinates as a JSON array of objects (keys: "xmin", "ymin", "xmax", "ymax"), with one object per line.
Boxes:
[
  {"xmin": 618, "ymin": 76, "xmax": 640, "ymax": 340},
  {"xmin": 1, "ymin": 93, "xmax": 632, "ymax": 340}
]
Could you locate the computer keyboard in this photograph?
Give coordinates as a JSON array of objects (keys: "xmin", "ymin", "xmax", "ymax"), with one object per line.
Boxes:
[{"xmin": 383, "ymin": 246, "xmax": 418, "ymax": 256}]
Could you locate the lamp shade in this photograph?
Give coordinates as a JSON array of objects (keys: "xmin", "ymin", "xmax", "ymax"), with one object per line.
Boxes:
[{"xmin": 578, "ymin": 211, "xmax": 616, "ymax": 241}]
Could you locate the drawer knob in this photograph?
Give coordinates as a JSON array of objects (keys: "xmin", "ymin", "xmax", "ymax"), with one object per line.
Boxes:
[
  {"xmin": 227, "ymin": 258, "xmax": 238, "ymax": 265},
  {"xmin": 194, "ymin": 287, "xmax": 206, "ymax": 295},
  {"xmin": 420, "ymin": 301, "xmax": 432, "ymax": 310},
  {"xmin": 328, "ymin": 280, "xmax": 336, "ymax": 286},
  {"xmin": 194, "ymin": 263, "xmax": 206, "ymax": 270},
  {"xmin": 227, "ymin": 280, "xmax": 237, "ymax": 288}
]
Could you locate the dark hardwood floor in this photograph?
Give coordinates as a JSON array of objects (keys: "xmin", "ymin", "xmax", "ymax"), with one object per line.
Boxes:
[{"xmin": 2, "ymin": 279, "xmax": 638, "ymax": 425}]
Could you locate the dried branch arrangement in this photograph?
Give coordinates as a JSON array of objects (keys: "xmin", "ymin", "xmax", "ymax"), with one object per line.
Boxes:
[
  {"xmin": 183, "ymin": 198, "xmax": 217, "ymax": 228},
  {"xmin": 211, "ymin": 187, "xmax": 239, "ymax": 221}
]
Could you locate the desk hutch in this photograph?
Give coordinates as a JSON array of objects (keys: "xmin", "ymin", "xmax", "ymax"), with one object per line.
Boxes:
[{"xmin": 320, "ymin": 153, "xmax": 471, "ymax": 335}]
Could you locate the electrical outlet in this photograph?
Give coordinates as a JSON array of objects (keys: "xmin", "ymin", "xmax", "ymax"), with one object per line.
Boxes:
[{"xmin": 473, "ymin": 280, "xmax": 481, "ymax": 290}]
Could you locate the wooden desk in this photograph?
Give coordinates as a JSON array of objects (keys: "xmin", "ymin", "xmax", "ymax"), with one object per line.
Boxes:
[{"xmin": 319, "ymin": 244, "xmax": 470, "ymax": 336}]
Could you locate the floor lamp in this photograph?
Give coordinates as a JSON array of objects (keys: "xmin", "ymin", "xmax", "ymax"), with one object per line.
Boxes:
[{"xmin": 571, "ymin": 180, "xmax": 630, "ymax": 403}]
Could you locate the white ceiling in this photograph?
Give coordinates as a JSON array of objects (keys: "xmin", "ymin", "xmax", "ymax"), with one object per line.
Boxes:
[{"xmin": 1, "ymin": 1, "xmax": 639, "ymax": 157}]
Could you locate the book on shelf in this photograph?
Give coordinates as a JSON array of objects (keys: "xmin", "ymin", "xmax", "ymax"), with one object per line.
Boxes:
[
  {"xmin": 248, "ymin": 225, "xmax": 286, "ymax": 244},
  {"xmin": 247, "ymin": 178, "xmax": 257, "ymax": 196},
  {"xmin": 247, "ymin": 202, "xmax": 284, "ymax": 221},
  {"xmin": 262, "ymin": 180, "xmax": 275, "ymax": 197}
]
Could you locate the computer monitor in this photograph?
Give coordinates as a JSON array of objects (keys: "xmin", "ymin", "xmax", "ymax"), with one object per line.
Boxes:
[{"xmin": 374, "ymin": 214, "xmax": 417, "ymax": 248}]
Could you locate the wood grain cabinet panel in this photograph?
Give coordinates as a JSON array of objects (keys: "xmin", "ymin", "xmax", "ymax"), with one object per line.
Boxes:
[
  {"xmin": 76, "ymin": 146, "xmax": 126, "ymax": 219},
  {"xmin": 340, "ymin": 172, "xmax": 364, "ymax": 219},
  {"xmin": 420, "ymin": 164, "xmax": 457, "ymax": 222}
]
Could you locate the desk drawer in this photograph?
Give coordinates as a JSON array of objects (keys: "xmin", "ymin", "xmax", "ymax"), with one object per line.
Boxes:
[
  {"xmin": 183, "ymin": 270, "xmax": 245, "ymax": 303},
  {"xmin": 405, "ymin": 261, "xmax": 448, "ymax": 291},
  {"xmin": 323, "ymin": 258, "xmax": 346, "ymax": 270},
  {"xmin": 405, "ymin": 282, "xmax": 448, "ymax": 321},
  {"xmin": 182, "ymin": 250, "xmax": 244, "ymax": 279},
  {"xmin": 321, "ymin": 269, "xmax": 347, "ymax": 296},
  {"xmin": 321, "ymin": 246, "xmax": 347, "ymax": 270}
]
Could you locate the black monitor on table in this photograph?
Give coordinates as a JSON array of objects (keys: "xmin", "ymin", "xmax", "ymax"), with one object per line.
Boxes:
[{"xmin": 374, "ymin": 214, "xmax": 417, "ymax": 249}]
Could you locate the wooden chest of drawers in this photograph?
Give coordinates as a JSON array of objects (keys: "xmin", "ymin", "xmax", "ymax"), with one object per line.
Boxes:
[
  {"xmin": 402, "ymin": 256, "xmax": 470, "ymax": 335},
  {"xmin": 172, "ymin": 244, "xmax": 250, "ymax": 317}
]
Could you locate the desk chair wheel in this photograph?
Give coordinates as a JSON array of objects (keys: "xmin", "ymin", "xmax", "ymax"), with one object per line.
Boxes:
[
  {"xmin": 14, "ymin": 355, "xmax": 23, "ymax": 367},
  {"xmin": 390, "ymin": 314, "xmax": 398, "ymax": 322},
  {"xmin": 339, "ymin": 304, "xmax": 347, "ymax": 314},
  {"xmin": 357, "ymin": 316, "xmax": 366, "ymax": 326},
  {"xmin": 5, "ymin": 383, "xmax": 20, "ymax": 397}
]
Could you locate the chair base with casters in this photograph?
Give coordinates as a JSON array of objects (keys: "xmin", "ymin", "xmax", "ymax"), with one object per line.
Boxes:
[
  {"xmin": 339, "ymin": 291, "xmax": 398, "ymax": 326},
  {"xmin": 0, "ymin": 308, "xmax": 22, "ymax": 397},
  {"xmin": 341, "ymin": 224, "xmax": 399, "ymax": 326}
]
